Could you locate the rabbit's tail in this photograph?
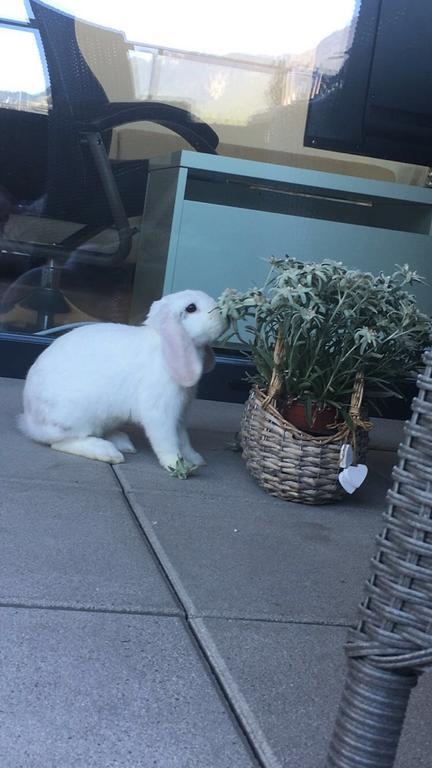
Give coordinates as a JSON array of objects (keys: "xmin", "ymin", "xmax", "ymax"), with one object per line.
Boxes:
[{"xmin": 17, "ymin": 411, "xmax": 70, "ymax": 445}]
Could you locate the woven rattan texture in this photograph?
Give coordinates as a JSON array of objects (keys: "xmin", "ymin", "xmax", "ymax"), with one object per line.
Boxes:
[
  {"xmin": 346, "ymin": 349, "xmax": 432, "ymax": 670},
  {"xmin": 240, "ymin": 387, "xmax": 368, "ymax": 504},
  {"xmin": 326, "ymin": 349, "xmax": 432, "ymax": 768},
  {"xmin": 326, "ymin": 661, "xmax": 418, "ymax": 767}
]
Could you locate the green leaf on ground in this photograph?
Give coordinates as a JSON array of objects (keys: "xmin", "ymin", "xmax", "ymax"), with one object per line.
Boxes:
[{"xmin": 168, "ymin": 456, "xmax": 199, "ymax": 479}]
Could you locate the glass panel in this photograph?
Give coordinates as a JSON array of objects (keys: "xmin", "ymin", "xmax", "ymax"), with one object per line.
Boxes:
[
  {"xmin": 0, "ymin": 27, "xmax": 48, "ymax": 111},
  {"xmin": 0, "ymin": 0, "xmax": 29, "ymax": 22},
  {"xmin": 0, "ymin": 0, "xmax": 430, "ymax": 352},
  {"xmin": 40, "ymin": 0, "xmax": 429, "ymax": 182}
]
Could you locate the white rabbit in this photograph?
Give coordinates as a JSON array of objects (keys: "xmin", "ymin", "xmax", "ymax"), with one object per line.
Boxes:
[{"xmin": 19, "ymin": 290, "xmax": 227, "ymax": 469}]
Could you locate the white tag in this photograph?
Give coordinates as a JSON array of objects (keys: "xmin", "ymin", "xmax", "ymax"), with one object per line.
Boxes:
[
  {"xmin": 338, "ymin": 464, "xmax": 368, "ymax": 494},
  {"xmin": 339, "ymin": 443, "xmax": 353, "ymax": 469}
]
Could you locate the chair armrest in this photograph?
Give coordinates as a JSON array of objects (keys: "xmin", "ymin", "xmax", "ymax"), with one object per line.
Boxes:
[{"xmin": 78, "ymin": 101, "xmax": 218, "ymax": 153}]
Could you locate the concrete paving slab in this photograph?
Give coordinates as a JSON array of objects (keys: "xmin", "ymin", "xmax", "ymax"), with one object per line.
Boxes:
[
  {"xmin": 126, "ymin": 488, "xmax": 384, "ymax": 624},
  {"xmin": 115, "ymin": 448, "xmax": 267, "ymax": 501},
  {"xmin": 187, "ymin": 397, "xmax": 244, "ymax": 433},
  {"xmin": 0, "ymin": 607, "xmax": 257, "ymax": 768},
  {"xmin": 396, "ymin": 674, "xmax": 432, "ymax": 768},
  {"xmin": 126, "ymin": 422, "xmax": 236, "ymax": 454},
  {"xmin": 194, "ymin": 618, "xmax": 346, "ymax": 768},
  {"xmin": 0, "ymin": 479, "xmax": 179, "ymax": 614},
  {"xmin": 0, "ymin": 377, "xmax": 119, "ymax": 489},
  {"xmin": 115, "ymin": 439, "xmax": 392, "ymax": 510},
  {"xmin": 368, "ymin": 417, "xmax": 404, "ymax": 451},
  {"xmin": 192, "ymin": 617, "xmax": 432, "ymax": 768}
]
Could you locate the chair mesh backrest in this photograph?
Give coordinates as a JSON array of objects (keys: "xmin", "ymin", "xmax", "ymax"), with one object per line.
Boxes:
[
  {"xmin": 30, "ymin": 0, "xmax": 109, "ymax": 122},
  {"xmin": 29, "ymin": 1, "xmax": 116, "ymax": 221}
]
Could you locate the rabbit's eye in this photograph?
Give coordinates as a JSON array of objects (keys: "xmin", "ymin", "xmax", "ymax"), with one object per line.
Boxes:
[{"xmin": 185, "ymin": 303, "xmax": 197, "ymax": 313}]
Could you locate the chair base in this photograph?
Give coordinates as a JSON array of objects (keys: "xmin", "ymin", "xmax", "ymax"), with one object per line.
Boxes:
[
  {"xmin": 0, "ymin": 287, "xmax": 97, "ymax": 332},
  {"xmin": 326, "ymin": 659, "xmax": 418, "ymax": 768}
]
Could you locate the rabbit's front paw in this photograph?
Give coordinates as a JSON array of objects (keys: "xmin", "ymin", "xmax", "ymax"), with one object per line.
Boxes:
[
  {"xmin": 182, "ymin": 449, "xmax": 206, "ymax": 467},
  {"xmin": 159, "ymin": 454, "xmax": 183, "ymax": 472}
]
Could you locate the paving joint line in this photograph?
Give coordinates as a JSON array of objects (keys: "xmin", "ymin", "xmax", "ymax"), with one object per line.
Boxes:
[
  {"xmin": 0, "ymin": 601, "xmax": 181, "ymax": 618},
  {"xmin": 0, "ymin": 600, "xmax": 353, "ymax": 628},
  {"xmin": 188, "ymin": 613, "xmax": 353, "ymax": 628},
  {"xmin": 111, "ymin": 465, "xmax": 272, "ymax": 768}
]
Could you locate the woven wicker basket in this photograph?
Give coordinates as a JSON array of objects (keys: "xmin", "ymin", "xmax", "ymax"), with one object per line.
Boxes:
[{"xmin": 240, "ymin": 332, "xmax": 370, "ymax": 504}]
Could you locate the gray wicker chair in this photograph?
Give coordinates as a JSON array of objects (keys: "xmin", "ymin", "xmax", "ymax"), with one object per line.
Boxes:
[{"xmin": 326, "ymin": 348, "xmax": 432, "ymax": 768}]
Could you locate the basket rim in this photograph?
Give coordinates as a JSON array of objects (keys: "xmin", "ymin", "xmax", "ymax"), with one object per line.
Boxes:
[{"xmin": 248, "ymin": 385, "xmax": 371, "ymax": 446}]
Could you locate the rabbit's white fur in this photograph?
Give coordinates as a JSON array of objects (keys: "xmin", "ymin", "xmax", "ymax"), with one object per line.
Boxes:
[{"xmin": 19, "ymin": 290, "xmax": 226, "ymax": 469}]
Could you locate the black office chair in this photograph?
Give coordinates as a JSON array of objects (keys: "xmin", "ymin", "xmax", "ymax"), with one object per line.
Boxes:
[{"xmin": 0, "ymin": 0, "xmax": 218, "ymax": 329}]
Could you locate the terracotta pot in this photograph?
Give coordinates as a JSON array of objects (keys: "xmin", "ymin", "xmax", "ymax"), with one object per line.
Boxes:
[{"xmin": 281, "ymin": 401, "xmax": 342, "ymax": 435}]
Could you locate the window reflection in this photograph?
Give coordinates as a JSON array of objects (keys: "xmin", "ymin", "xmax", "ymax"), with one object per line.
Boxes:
[
  {"xmin": 0, "ymin": 0, "xmax": 29, "ymax": 22},
  {"xmin": 0, "ymin": 0, "xmax": 429, "ymax": 343},
  {"xmin": 42, "ymin": 0, "xmax": 358, "ymax": 164},
  {"xmin": 0, "ymin": 27, "xmax": 48, "ymax": 112},
  {"xmin": 43, "ymin": 0, "xmax": 356, "ymax": 57}
]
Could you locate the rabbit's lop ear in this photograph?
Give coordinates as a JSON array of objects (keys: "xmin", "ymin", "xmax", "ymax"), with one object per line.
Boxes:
[
  {"xmin": 148, "ymin": 300, "xmax": 203, "ymax": 387},
  {"xmin": 203, "ymin": 345, "xmax": 216, "ymax": 373}
]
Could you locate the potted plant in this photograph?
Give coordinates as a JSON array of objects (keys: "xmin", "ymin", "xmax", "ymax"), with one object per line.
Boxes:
[{"xmin": 218, "ymin": 258, "xmax": 431, "ymax": 503}]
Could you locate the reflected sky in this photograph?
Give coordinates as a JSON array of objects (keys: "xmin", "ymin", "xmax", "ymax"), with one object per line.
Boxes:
[{"xmin": 1, "ymin": 0, "xmax": 356, "ymax": 93}]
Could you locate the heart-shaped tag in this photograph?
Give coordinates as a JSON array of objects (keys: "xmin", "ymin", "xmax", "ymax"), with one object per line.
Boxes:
[
  {"xmin": 339, "ymin": 443, "xmax": 353, "ymax": 469},
  {"xmin": 338, "ymin": 464, "xmax": 368, "ymax": 494}
]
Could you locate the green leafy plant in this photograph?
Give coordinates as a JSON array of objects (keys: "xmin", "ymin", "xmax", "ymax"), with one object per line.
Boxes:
[
  {"xmin": 168, "ymin": 456, "xmax": 199, "ymax": 479},
  {"xmin": 218, "ymin": 258, "xmax": 431, "ymax": 422}
]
